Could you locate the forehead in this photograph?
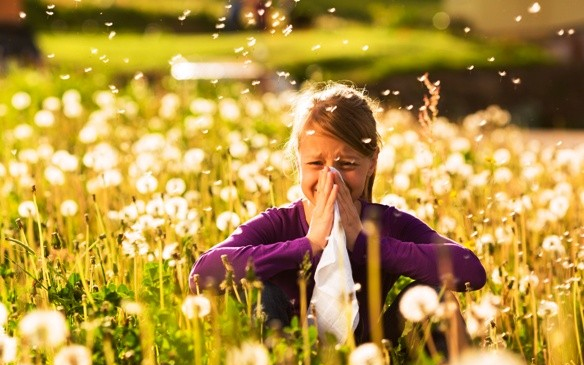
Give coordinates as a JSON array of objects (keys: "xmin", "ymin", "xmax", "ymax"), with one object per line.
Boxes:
[{"xmin": 298, "ymin": 130, "xmax": 362, "ymax": 157}]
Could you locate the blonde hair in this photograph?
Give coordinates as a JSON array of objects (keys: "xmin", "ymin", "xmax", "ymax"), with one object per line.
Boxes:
[{"xmin": 285, "ymin": 81, "xmax": 381, "ymax": 201}]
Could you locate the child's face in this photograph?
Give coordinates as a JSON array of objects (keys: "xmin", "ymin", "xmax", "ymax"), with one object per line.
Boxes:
[{"xmin": 297, "ymin": 127, "xmax": 376, "ymax": 206}]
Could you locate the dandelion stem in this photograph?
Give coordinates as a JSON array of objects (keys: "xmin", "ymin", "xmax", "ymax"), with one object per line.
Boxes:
[
  {"xmin": 364, "ymin": 218, "xmax": 383, "ymax": 347},
  {"xmin": 32, "ymin": 188, "xmax": 50, "ymax": 290}
]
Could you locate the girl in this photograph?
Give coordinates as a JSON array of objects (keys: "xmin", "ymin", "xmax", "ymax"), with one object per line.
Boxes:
[{"xmin": 189, "ymin": 81, "xmax": 486, "ymax": 350}]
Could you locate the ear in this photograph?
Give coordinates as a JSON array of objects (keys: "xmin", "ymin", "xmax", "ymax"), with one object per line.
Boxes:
[{"xmin": 367, "ymin": 149, "xmax": 379, "ymax": 176}]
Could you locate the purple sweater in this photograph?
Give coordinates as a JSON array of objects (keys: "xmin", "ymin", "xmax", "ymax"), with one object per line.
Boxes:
[{"xmin": 190, "ymin": 199, "xmax": 486, "ymax": 315}]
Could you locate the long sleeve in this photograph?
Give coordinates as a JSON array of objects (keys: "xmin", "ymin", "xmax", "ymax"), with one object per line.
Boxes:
[
  {"xmin": 351, "ymin": 202, "xmax": 486, "ymax": 291},
  {"xmin": 190, "ymin": 201, "xmax": 313, "ymax": 291}
]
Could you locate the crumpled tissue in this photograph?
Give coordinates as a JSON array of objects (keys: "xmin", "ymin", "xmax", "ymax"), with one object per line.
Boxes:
[{"xmin": 310, "ymin": 167, "xmax": 359, "ymax": 343}]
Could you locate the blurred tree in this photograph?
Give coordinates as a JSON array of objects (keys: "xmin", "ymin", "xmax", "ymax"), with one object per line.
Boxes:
[{"xmin": 0, "ymin": 0, "xmax": 42, "ymax": 72}]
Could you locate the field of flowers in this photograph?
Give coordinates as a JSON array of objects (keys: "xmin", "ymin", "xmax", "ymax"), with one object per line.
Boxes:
[{"xmin": 0, "ymin": 70, "xmax": 582, "ymax": 365}]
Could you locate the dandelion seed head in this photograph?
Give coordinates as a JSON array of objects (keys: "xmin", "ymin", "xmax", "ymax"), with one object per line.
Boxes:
[
  {"xmin": 537, "ymin": 300, "xmax": 558, "ymax": 317},
  {"xmin": 542, "ymin": 235, "xmax": 566, "ymax": 255},
  {"xmin": 349, "ymin": 343, "xmax": 384, "ymax": 365},
  {"xmin": 182, "ymin": 295, "xmax": 211, "ymax": 319},
  {"xmin": 452, "ymin": 349, "xmax": 525, "ymax": 365},
  {"xmin": 136, "ymin": 174, "xmax": 158, "ymax": 194},
  {"xmin": 216, "ymin": 211, "xmax": 241, "ymax": 231},
  {"xmin": 399, "ymin": 285, "xmax": 439, "ymax": 322},
  {"xmin": 19, "ymin": 309, "xmax": 68, "ymax": 348},
  {"xmin": 18, "ymin": 201, "xmax": 37, "ymax": 218},
  {"xmin": 226, "ymin": 341, "xmax": 270, "ymax": 365},
  {"xmin": 60, "ymin": 199, "xmax": 79, "ymax": 217},
  {"xmin": 0, "ymin": 334, "xmax": 17, "ymax": 363},
  {"xmin": 54, "ymin": 344, "xmax": 92, "ymax": 365},
  {"xmin": 165, "ymin": 178, "xmax": 187, "ymax": 196}
]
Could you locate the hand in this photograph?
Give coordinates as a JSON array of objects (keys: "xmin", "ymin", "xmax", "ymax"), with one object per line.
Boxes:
[
  {"xmin": 306, "ymin": 168, "xmax": 338, "ymax": 254},
  {"xmin": 332, "ymin": 172, "xmax": 363, "ymax": 252}
]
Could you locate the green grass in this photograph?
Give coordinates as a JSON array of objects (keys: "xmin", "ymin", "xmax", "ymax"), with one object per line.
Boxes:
[{"xmin": 38, "ymin": 26, "xmax": 551, "ymax": 84}]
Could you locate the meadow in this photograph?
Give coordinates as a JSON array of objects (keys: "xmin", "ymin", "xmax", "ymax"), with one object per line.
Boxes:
[{"xmin": 0, "ymin": 64, "xmax": 582, "ymax": 365}]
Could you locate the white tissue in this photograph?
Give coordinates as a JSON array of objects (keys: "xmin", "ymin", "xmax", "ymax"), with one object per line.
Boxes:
[{"xmin": 310, "ymin": 167, "xmax": 359, "ymax": 343}]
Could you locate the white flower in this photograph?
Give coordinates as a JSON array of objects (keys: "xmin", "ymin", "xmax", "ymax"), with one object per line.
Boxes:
[
  {"xmin": 229, "ymin": 140, "xmax": 249, "ymax": 159},
  {"xmin": 54, "ymin": 344, "xmax": 93, "ymax": 365},
  {"xmin": 11, "ymin": 91, "xmax": 31, "ymax": 110},
  {"xmin": 13, "ymin": 123, "xmax": 34, "ymax": 140},
  {"xmin": 0, "ymin": 302, "xmax": 7, "ymax": 328},
  {"xmin": 19, "ymin": 309, "xmax": 68, "ymax": 348},
  {"xmin": 44, "ymin": 165, "xmax": 65, "ymax": 186},
  {"xmin": 493, "ymin": 148, "xmax": 511, "ymax": 165},
  {"xmin": 216, "ymin": 211, "xmax": 241, "ymax": 232},
  {"xmin": 375, "ymin": 145, "xmax": 396, "ymax": 173},
  {"xmin": 60, "ymin": 199, "xmax": 79, "ymax": 217},
  {"xmin": 18, "ymin": 201, "xmax": 37, "ymax": 218},
  {"xmin": 493, "ymin": 167, "xmax": 513, "ymax": 184},
  {"xmin": 34, "ymin": 109, "xmax": 55, "ymax": 127},
  {"xmin": 287, "ymin": 185, "xmax": 303, "ymax": 202},
  {"xmin": 0, "ymin": 335, "xmax": 17, "ymax": 363},
  {"xmin": 43, "ymin": 96, "xmax": 61, "ymax": 111},
  {"xmin": 121, "ymin": 300, "xmax": 143, "ymax": 315},
  {"xmin": 542, "ymin": 235, "xmax": 566, "ymax": 255},
  {"xmin": 164, "ymin": 196, "xmax": 189, "ymax": 219},
  {"xmin": 399, "ymin": 285, "xmax": 439, "ymax": 322},
  {"xmin": 349, "ymin": 342, "xmax": 384, "ymax": 365},
  {"xmin": 182, "ymin": 295, "xmax": 211, "ymax": 319},
  {"xmin": 162, "ymin": 242, "xmax": 179, "ymax": 260},
  {"xmin": 226, "ymin": 341, "xmax": 270, "ymax": 365},
  {"xmin": 537, "ymin": 300, "xmax": 558, "ymax": 317},
  {"xmin": 122, "ymin": 230, "xmax": 149, "ymax": 257},
  {"xmin": 189, "ymin": 97, "xmax": 216, "ymax": 115},
  {"xmin": 52, "ymin": 150, "xmax": 79, "ymax": 172},
  {"xmin": 165, "ymin": 178, "xmax": 187, "ymax": 196},
  {"xmin": 548, "ymin": 195, "xmax": 569, "ymax": 219},
  {"xmin": 392, "ymin": 173, "xmax": 410, "ymax": 192},
  {"xmin": 182, "ymin": 148, "xmax": 206, "ymax": 173},
  {"xmin": 220, "ymin": 186, "xmax": 239, "ymax": 202},
  {"xmin": 218, "ymin": 98, "xmax": 241, "ymax": 121},
  {"xmin": 452, "ymin": 349, "xmax": 525, "ymax": 365},
  {"xmin": 136, "ymin": 174, "xmax": 158, "ymax": 194}
]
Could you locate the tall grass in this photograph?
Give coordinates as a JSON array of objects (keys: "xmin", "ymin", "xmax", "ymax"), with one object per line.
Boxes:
[{"xmin": 0, "ymin": 69, "xmax": 582, "ymax": 364}]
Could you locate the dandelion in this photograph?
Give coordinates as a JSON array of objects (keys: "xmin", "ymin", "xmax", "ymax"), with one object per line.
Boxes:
[
  {"xmin": 121, "ymin": 230, "xmax": 149, "ymax": 257},
  {"xmin": 225, "ymin": 341, "xmax": 270, "ymax": 365},
  {"xmin": 220, "ymin": 186, "xmax": 239, "ymax": 202},
  {"xmin": 34, "ymin": 110, "xmax": 55, "ymax": 127},
  {"xmin": 182, "ymin": 148, "xmax": 206, "ymax": 173},
  {"xmin": 19, "ymin": 309, "xmax": 68, "ymax": 348},
  {"xmin": 13, "ymin": 123, "xmax": 34, "ymax": 140},
  {"xmin": 182, "ymin": 295, "xmax": 211, "ymax": 319},
  {"xmin": 537, "ymin": 300, "xmax": 559, "ymax": 317},
  {"xmin": 216, "ymin": 211, "xmax": 241, "ymax": 231},
  {"xmin": 548, "ymin": 195, "xmax": 569, "ymax": 218},
  {"xmin": 54, "ymin": 344, "xmax": 93, "ymax": 365},
  {"xmin": 0, "ymin": 335, "xmax": 17, "ymax": 363},
  {"xmin": 44, "ymin": 165, "xmax": 65, "ymax": 185},
  {"xmin": 348, "ymin": 342, "xmax": 384, "ymax": 365},
  {"xmin": 392, "ymin": 173, "xmax": 410, "ymax": 192},
  {"xmin": 60, "ymin": 199, "xmax": 79, "ymax": 217},
  {"xmin": 18, "ymin": 201, "xmax": 37, "ymax": 218},
  {"xmin": 0, "ymin": 302, "xmax": 7, "ymax": 328},
  {"xmin": 121, "ymin": 300, "xmax": 143, "ymax": 315},
  {"xmin": 11, "ymin": 91, "xmax": 31, "ymax": 110},
  {"xmin": 542, "ymin": 235, "xmax": 565, "ymax": 255},
  {"xmin": 136, "ymin": 174, "xmax": 158, "ymax": 194},
  {"xmin": 399, "ymin": 285, "xmax": 439, "ymax": 322},
  {"xmin": 164, "ymin": 196, "xmax": 189, "ymax": 219},
  {"xmin": 452, "ymin": 349, "xmax": 526, "ymax": 365},
  {"xmin": 165, "ymin": 178, "xmax": 186, "ymax": 196},
  {"xmin": 52, "ymin": 150, "xmax": 79, "ymax": 172},
  {"xmin": 218, "ymin": 98, "xmax": 241, "ymax": 121}
]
